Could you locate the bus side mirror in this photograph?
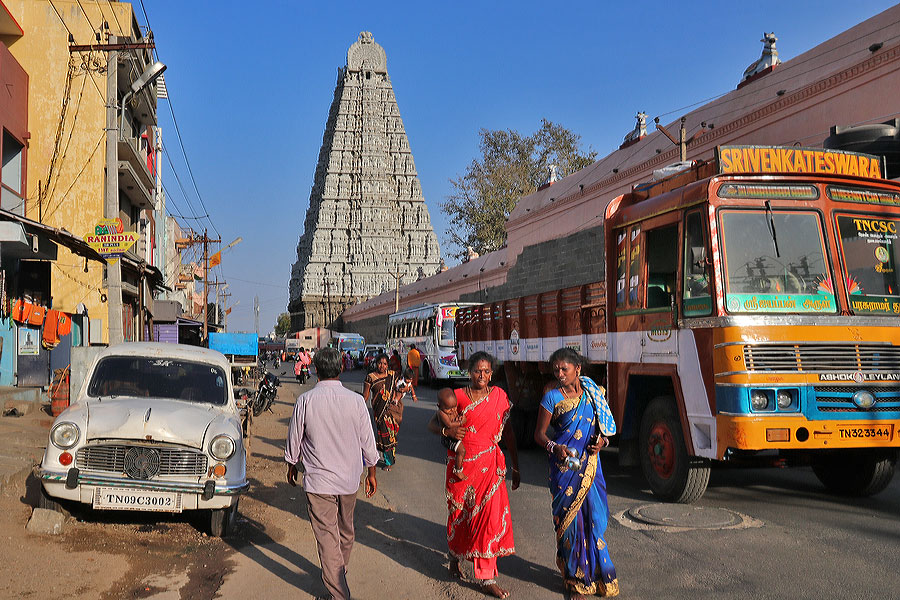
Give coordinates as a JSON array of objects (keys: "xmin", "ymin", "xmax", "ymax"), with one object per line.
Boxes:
[{"xmin": 690, "ymin": 246, "xmax": 707, "ymax": 275}]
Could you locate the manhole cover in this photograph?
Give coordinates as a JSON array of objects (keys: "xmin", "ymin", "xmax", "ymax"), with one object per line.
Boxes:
[{"xmin": 625, "ymin": 504, "xmax": 743, "ymax": 529}]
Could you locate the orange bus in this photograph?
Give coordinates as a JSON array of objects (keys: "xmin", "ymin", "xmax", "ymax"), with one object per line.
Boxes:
[{"xmin": 457, "ymin": 145, "xmax": 900, "ymax": 502}]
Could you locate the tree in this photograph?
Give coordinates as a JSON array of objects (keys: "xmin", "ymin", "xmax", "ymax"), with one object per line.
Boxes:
[
  {"xmin": 274, "ymin": 312, "xmax": 291, "ymax": 337},
  {"xmin": 441, "ymin": 119, "xmax": 597, "ymax": 260}
]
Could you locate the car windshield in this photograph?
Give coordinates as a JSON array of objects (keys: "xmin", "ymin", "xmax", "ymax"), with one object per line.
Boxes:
[
  {"xmin": 835, "ymin": 213, "xmax": 900, "ymax": 314},
  {"xmin": 720, "ymin": 209, "xmax": 836, "ymax": 314},
  {"xmin": 87, "ymin": 356, "xmax": 229, "ymax": 405}
]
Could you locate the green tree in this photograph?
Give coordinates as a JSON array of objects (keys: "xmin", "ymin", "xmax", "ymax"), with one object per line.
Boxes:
[
  {"xmin": 274, "ymin": 312, "xmax": 291, "ymax": 337},
  {"xmin": 441, "ymin": 119, "xmax": 597, "ymax": 260}
]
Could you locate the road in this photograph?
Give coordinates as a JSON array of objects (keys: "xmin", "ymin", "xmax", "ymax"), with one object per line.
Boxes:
[
  {"xmin": 2, "ymin": 366, "xmax": 898, "ymax": 599},
  {"xmin": 220, "ymin": 368, "xmax": 900, "ymax": 600}
]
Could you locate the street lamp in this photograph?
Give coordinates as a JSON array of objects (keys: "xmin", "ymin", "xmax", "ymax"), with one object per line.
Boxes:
[{"xmin": 118, "ymin": 61, "xmax": 166, "ymax": 141}]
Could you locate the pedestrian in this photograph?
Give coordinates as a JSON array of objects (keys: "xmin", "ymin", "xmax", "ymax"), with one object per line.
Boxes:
[
  {"xmin": 406, "ymin": 343, "xmax": 421, "ymax": 387},
  {"xmin": 430, "ymin": 351, "xmax": 519, "ymax": 599},
  {"xmin": 534, "ymin": 348, "xmax": 618, "ymax": 598},
  {"xmin": 362, "ymin": 354, "xmax": 406, "ymax": 470},
  {"xmin": 285, "ymin": 347, "xmax": 379, "ymax": 600},
  {"xmin": 388, "ymin": 349, "xmax": 402, "ymax": 373}
]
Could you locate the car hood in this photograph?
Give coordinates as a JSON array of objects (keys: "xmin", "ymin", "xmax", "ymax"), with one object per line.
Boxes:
[{"xmin": 84, "ymin": 398, "xmax": 228, "ymax": 449}]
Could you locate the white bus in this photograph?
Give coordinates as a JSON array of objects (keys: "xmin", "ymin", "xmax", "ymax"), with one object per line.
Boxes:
[{"xmin": 386, "ymin": 303, "xmax": 478, "ymax": 384}]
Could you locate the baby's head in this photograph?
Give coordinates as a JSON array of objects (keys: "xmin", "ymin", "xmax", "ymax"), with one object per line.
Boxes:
[
  {"xmin": 402, "ymin": 367, "xmax": 414, "ymax": 381},
  {"xmin": 438, "ymin": 388, "xmax": 458, "ymax": 416}
]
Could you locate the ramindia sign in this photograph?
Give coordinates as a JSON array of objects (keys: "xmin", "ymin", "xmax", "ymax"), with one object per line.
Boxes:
[{"xmin": 84, "ymin": 219, "xmax": 139, "ymax": 263}]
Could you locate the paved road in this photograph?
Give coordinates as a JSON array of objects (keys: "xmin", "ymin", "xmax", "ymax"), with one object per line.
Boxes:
[{"xmin": 220, "ymin": 368, "xmax": 900, "ymax": 600}]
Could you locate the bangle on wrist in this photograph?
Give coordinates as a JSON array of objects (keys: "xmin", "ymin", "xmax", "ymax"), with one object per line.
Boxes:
[
  {"xmin": 546, "ymin": 440, "xmax": 557, "ymax": 453},
  {"xmin": 441, "ymin": 426, "xmax": 447, "ymax": 436}
]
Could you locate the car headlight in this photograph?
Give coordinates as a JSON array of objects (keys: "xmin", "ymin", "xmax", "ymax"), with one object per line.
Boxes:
[
  {"xmin": 750, "ymin": 390, "xmax": 770, "ymax": 411},
  {"xmin": 209, "ymin": 435, "xmax": 236, "ymax": 461},
  {"xmin": 50, "ymin": 422, "xmax": 80, "ymax": 449}
]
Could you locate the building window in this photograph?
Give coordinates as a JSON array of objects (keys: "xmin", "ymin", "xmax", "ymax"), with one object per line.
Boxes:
[{"xmin": 2, "ymin": 130, "xmax": 24, "ymax": 214}]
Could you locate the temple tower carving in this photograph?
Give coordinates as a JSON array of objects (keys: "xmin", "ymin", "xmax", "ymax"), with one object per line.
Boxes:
[{"xmin": 288, "ymin": 32, "xmax": 442, "ymax": 330}]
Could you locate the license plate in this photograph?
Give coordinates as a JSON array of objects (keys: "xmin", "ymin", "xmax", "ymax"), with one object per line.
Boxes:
[
  {"xmin": 93, "ymin": 488, "xmax": 183, "ymax": 512},
  {"xmin": 836, "ymin": 425, "xmax": 893, "ymax": 442}
]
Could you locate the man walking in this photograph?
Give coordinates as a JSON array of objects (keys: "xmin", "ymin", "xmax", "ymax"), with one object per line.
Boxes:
[
  {"xmin": 406, "ymin": 343, "xmax": 421, "ymax": 387},
  {"xmin": 285, "ymin": 347, "xmax": 379, "ymax": 600}
]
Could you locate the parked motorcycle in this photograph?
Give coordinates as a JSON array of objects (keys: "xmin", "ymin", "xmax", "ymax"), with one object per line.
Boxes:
[{"xmin": 253, "ymin": 371, "xmax": 281, "ymax": 416}]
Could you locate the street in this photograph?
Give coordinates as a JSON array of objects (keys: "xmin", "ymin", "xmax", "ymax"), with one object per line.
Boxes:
[{"xmin": 3, "ymin": 366, "xmax": 899, "ymax": 599}]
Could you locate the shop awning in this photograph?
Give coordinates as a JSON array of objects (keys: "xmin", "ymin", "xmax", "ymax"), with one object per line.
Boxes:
[{"xmin": 0, "ymin": 208, "xmax": 106, "ymax": 263}]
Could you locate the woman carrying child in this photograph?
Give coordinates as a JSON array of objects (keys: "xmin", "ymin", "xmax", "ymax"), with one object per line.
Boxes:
[
  {"xmin": 432, "ymin": 351, "xmax": 520, "ymax": 599},
  {"xmin": 362, "ymin": 354, "xmax": 416, "ymax": 470}
]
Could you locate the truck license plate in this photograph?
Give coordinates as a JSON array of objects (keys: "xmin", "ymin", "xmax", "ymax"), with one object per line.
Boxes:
[
  {"xmin": 93, "ymin": 488, "xmax": 183, "ymax": 512},
  {"xmin": 836, "ymin": 425, "xmax": 893, "ymax": 442}
]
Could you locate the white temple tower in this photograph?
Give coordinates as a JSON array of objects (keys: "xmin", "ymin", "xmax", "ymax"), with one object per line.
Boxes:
[{"xmin": 288, "ymin": 32, "xmax": 442, "ymax": 329}]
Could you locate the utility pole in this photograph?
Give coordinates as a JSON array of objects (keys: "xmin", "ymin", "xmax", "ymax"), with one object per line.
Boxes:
[
  {"xmin": 221, "ymin": 291, "xmax": 232, "ymax": 332},
  {"xmin": 254, "ymin": 295, "xmax": 260, "ymax": 338},
  {"xmin": 324, "ymin": 278, "xmax": 332, "ymax": 328},
  {"xmin": 389, "ymin": 267, "xmax": 405, "ymax": 313},
  {"xmin": 105, "ymin": 39, "xmax": 124, "ymax": 345},
  {"xmin": 175, "ymin": 229, "xmax": 220, "ymax": 341}
]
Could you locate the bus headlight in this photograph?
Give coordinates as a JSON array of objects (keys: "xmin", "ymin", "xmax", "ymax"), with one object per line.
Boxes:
[
  {"xmin": 776, "ymin": 390, "xmax": 794, "ymax": 410},
  {"xmin": 750, "ymin": 390, "xmax": 770, "ymax": 411}
]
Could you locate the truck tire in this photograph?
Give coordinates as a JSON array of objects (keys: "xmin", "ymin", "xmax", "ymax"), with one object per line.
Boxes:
[
  {"xmin": 639, "ymin": 396, "xmax": 710, "ymax": 503},
  {"xmin": 811, "ymin": 449, "xmax": 897, "ymax": 496}
]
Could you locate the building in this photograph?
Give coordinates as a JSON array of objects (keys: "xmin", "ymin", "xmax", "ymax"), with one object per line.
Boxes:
[
  {"xmin": 288, "ymin": 31, "xmax": 442, "ymax": 331},
  {"xmin": 4, "ymin": 0, "xmax": 164, "ymax": 348},
  {"xmin": 342, "ymin": 6, "xmax": 900, "ymax": 340}
]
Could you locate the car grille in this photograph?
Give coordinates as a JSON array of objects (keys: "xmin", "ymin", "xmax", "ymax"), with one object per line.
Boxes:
[
  {"xmin": 743, "ymin": 343, "xmax": 900, "ymax": 372},
  {"xmin": 76, "ymin": 444, "xmax": 207, "ymax": 477}
]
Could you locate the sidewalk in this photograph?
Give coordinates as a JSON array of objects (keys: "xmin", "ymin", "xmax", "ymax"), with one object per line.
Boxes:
[{"xmin": 0, "ymin": 388, "xmax": 52, "ymax": 494}]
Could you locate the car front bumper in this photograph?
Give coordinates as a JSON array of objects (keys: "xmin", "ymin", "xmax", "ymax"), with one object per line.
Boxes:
[{"xmin": 35, "ymin": 466, "xmax": 249, "ymax": 510}]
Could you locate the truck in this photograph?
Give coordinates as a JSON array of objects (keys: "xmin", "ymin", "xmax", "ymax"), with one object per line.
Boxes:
[{"xmin": 457, "ymin": 144, "xmax": 900, "ymax": 503}]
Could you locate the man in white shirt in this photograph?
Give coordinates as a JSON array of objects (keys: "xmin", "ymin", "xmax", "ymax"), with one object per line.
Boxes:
[{"xmin": 285, "ymin": 347, "xmax": 379, "ymax": 600}]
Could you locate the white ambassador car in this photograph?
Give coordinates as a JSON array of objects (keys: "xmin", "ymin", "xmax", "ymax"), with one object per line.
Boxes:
[{"xmin": 35, "ymin": 342, "xmax": 249, "ymax": 536}]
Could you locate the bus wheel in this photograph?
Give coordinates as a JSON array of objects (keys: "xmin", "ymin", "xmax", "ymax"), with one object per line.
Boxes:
[
  {"xmin": 420, "ymin": 361, "xmax": 431, "ymax": 386},
  {"xmin": 639, "ymin": 396, "xmax": 710, "ymax": 503},
  {"xmin": 811, "ymin": 449, "xmax": 897, "ymax": 496}
]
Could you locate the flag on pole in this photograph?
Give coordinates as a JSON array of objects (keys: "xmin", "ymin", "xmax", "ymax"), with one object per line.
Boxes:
[{"xmin": 209, "ymin": 251, "xmax": 222, "ymax": 268}]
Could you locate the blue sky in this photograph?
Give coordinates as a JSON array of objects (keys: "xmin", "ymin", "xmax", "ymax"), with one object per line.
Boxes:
[{"xmin": 146, "ymin": 0, "xmax": 897, "ymax": 334}]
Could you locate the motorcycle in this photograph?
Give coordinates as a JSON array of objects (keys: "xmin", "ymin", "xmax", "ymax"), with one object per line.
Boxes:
[
  {"xmin": 296, "ymin": 363, "xmax": 310, "ymax": 384},
  {"xmin": 252, "ymin": 371, "xmax": 281, "ymax": 416}
]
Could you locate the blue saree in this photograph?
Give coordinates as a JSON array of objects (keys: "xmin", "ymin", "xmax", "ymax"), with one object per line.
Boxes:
[{"xmin": 540, "ymin": 376, "xmax": 619, "ymax": 597}]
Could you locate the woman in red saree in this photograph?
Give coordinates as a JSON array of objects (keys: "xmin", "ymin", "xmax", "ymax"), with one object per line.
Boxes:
[{"xmin": 439, "ymin": 351, "xmax": 520, "ymax": 599}]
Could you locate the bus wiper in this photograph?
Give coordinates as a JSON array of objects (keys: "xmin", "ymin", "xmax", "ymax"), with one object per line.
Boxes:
[{"xmin": 765, "ymin": 201, "xmax": 781, "ymax": 258}]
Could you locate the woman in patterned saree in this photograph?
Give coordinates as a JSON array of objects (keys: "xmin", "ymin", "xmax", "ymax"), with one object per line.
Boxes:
[
  {"xmin": 534, "ymin": 348, "xmax": 619, "ymax": 598},
  {"xmin": 362, "ymin": 354, "xmax": 400, "ymax": 470},
  {"xmin": 438, "ymin": 351, "xmax": 520, "ymax": 599}
]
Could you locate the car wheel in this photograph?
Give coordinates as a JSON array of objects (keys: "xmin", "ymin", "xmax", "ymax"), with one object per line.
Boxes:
[
  {"xmin": 209, "ymin": 499, "xmax": 239, "ymax": 537},
  {"xmin": 812, "ymin": 449, "xmax": 897, "ymax": 496},
  {"xmin": 639, "ymin": 396, "xmax": 710, "ymax": 503},
  {"xmin": 37, "ymin": 485, "xmax": 69, "ymax": 515}
]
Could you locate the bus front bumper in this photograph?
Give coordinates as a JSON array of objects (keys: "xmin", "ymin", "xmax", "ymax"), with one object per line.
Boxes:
[{"xmin": 716, "ymin": 415, "xmax": 900, "ymax": 457}]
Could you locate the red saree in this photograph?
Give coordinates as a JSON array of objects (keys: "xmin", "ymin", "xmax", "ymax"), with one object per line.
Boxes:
[{"xmin": 446, "ymin": 387, "xmax": 515, "ymax": 574}]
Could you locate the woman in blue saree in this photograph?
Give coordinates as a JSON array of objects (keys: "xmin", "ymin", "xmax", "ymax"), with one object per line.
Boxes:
[{"xmin": 535, "ymin": 348, "xmax": 619, "ymax": 598}]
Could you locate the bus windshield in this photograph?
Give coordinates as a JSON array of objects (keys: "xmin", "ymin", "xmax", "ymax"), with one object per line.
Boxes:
[
  {"xmin": 339, "ymin": 339, "xmax": 365, "ymax": 352},
  {"xmin": 720, "ymin": 209, "xmax": 836, "ymax": 314},
  {"xmin": 438, "ymin": 306, "xmax": 458, "ymax": 347},
  {"xmin": 836, "ymin": 213, "xmax": 900, "ymax": 314}
]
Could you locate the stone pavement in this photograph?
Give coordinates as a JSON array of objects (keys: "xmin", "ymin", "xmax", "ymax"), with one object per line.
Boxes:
[{"xmin": 0, "ymin": 388, "xmax": 52, "ymax": 494}]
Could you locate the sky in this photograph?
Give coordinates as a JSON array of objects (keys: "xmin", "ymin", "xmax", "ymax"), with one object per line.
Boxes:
[{"xmin": 144, "ymin": 0, "xmax": 898, "ymax": 335}]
